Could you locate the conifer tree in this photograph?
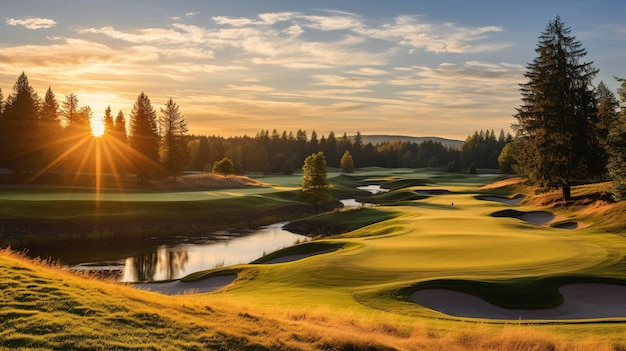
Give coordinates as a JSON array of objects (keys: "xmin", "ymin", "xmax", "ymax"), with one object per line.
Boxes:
[
  {"xmin": 512, "ymin": 16, "xmax": 601, "ymax": 201},
  {"xmin": 129, "ymin": 92, "xmax": 159, "ymax": 181},
  {"xmin": 607, "ymin": 78, "xmax": 626, "ymax": 200},
  {"xmin": 1, "ymin": 72, "xmax": 40, "ymax": 180},
  {"xmin": 103, "ymin": 106, "xmax": 115, "ymax": 136},
  {"xmin": 158, "ymin": 98, "xmax": 188, "ymax": 181},
  {"xmin": 113, "ymin": 110, "xmax": 127, "ymax": 144},
  {"xmin": 39, "ymin": 87, "xmax": 62, "ymax": 169}
]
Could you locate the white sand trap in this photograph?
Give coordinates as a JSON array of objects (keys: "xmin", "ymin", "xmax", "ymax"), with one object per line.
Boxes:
[
  {"xmin": 260, "ymin": 248, "xmax": 339, "ymax": 264},
  {"xmin": 412, "ymin": 283, "xmax": 626, "ymax": 320},
  {"xmin": 479, "ymin": 195, "xmax": 525, "ymax": 206},
  {"xmin": 134, "ymin": 274, "xmax": 237, "ymax": 295}
]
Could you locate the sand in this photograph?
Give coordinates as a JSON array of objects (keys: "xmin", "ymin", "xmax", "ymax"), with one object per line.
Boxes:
[{"xmin": 411, "ymin": 283, "xmax": 626, "ymax": 320}]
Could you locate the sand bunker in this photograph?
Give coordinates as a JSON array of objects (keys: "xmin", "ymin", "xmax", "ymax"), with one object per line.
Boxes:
[
  {"xmin": 478, "ymin": 195, "xmax": 525, "ymax": 206},
  {"xmin": 491, "ymin": 209, "xmax": 586, "ymax": 229},
  {"xmin": 134, "ymin": 274, "xmax": 237, "ymax": 295},
  {"xmin": 412, "ymin": 283, "xmax": 626, "ymax": 320}
]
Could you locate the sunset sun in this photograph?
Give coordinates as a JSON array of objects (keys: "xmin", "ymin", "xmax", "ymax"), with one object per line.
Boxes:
[{"xmin": 90, "ymin": 117, "xmax": 105, "ymax": 137}]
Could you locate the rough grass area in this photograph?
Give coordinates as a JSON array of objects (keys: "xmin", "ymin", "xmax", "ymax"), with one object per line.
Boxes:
[{"xmin": 282, "ymin": 208, "xmax": 399, "ymax": 236}]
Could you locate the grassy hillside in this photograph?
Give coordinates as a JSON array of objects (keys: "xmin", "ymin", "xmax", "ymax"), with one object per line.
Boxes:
[{"xmin": 2, "ymin": 169, "xmax": 626, "ymax": 350}]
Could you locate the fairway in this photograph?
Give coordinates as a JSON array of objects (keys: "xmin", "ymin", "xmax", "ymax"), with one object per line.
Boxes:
[{"xmin": 192, "ymin": 170, "xmax": 626, "ymax": 325}]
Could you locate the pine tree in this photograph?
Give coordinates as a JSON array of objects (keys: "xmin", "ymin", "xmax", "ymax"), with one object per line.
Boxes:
[
  {"xmin": 607, "ymin": 78, "xmax": 626, "ymax": 200},
  {"xmin": 302, "ymin": 152, "xmax": 332, "ymax": 213},
  {"xmin": 113, "ymin": 110, "xmax": 127, "ymax": 144},
  {"xmin": 129, "ymin": 92, "xmax": 159, "ymax": 182},
  {"xmin": 103, "ymin": 106, "xmax": 115, "ymax": 136},
  {"xmin": 158, "ymin": 98, "xmax": 188, "ymax": 181},
  {"xmin": 596, "ymin": 81, "xmax": 620, "ymax": 147},
  {"xmin": 39, "ymin": 87, "xmax": 62, "ymax": 169},
  {"xmin": 1, "ymin": 72, "xmax": 40, "ymax": 180},
  {"xmin": 512, "ymin": 16, "xmax": 601, "ymax": 201}
]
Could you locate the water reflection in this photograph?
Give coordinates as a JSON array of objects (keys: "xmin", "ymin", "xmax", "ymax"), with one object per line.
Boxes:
[
  {"xmin": 357, "ymin": 184, "xmax": 389, "ymax": 194},
  {"xmin": 125, "ymin": 248, "xmax": 190, "ymax": 282},
  {"xmin": 117, "ymin": 222, "xmax": 308, "ymax": 282}
]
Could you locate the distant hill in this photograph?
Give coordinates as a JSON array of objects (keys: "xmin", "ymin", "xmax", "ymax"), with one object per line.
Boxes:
[{"xmin": 357, "ymin": 135, "xmax": 464, "ymax": 148}]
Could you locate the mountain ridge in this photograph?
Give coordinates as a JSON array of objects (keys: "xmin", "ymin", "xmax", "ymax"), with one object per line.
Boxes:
[{"xmin": 356, "ymin": 135, "xmax": 464, "ymax": 148}]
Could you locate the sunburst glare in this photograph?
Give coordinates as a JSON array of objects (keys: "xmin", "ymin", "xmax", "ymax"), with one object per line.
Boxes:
[{"xmin": 90, "ymin": 116, "xmax": 105, "ymax": 137}]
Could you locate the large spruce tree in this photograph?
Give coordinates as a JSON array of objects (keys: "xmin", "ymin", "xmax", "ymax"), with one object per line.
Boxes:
[
  {"xmin": 129, "ymin": 92, "xmax": 159, "ymax": 181},
  {"xmin": 158, "ymin": 98, "xmax": 188, "ymax": 181},
  {"xmin": 512, "ymin": 16, "xmax": 601, "ymax": 201}
]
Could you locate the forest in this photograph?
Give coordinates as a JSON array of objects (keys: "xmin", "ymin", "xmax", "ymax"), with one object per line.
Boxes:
[{"xmin": 0, "ymin": 71, "xmax": 512, "ymax": 185}]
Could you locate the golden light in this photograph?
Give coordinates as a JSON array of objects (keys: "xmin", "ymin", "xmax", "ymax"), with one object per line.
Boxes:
[{"xmin": 90, "ymin": 116, "xmax": 105, "ymax": 137}]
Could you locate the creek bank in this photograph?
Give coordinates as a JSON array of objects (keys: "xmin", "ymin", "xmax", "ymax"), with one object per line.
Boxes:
[{"xmin": 1, "ymin": 203, "xmax": 333, "ymax": 247}]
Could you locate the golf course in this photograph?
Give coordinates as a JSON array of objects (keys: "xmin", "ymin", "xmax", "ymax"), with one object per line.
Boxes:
[{"xmin": 1, "ymin": 168, "xmax": 626, "ymax": 350}]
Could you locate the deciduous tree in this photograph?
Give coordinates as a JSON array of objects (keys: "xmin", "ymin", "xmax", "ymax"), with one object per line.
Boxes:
[
  {"xmin": 340, "ymin": 150, "xmax": 354, "ymax": 173},
  {"xmin": 212, "ymin": 157, "xmax": 234, "ymax": 176},
  {"xmin": 302, "ymin": 152, "xmax": 332, "ymax": 213}
]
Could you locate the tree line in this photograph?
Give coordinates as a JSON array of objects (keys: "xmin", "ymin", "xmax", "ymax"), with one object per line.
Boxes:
[
  {"xmin": 0, "ymin": 71, "xmax": 511, "ymax": 184},
  {"xmin": 0, "ymin": 73, "xmax": 188, "ymax": 184}
]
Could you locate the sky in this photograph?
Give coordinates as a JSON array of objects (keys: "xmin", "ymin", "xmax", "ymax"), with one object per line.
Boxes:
[{"xmin": 1, "ymin": 0, "xmax": 625, "ymax": 140}]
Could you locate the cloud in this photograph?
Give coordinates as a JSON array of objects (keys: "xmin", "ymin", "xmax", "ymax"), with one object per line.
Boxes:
[
  {"xmin": 6, "ymin": 17, "xmax": 57, "ymax": 29},
  {"xmin": 345, "ymin": 67, "xmax": 387, "ymax": 76},
  {"xmin": 312, "ymin": 74, "xmax": 379, "ymax": 88}
]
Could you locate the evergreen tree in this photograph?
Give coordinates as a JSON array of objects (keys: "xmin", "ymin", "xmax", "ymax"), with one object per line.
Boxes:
[
  {"xmin": 111, "ymin": 110, "xmax": 128, "ymax": 177},
  {"xmin": 1, "ymin": 72, "xmax": 40, "ymax": 180},
  {"xmin": 512, "ymin": 16, "xmax": 600, "ymax": 201},
  {"xmin": 158, "ymin": 98, "xmax": 189, "ymax": 181},
  {"xmin": 62, "ymin": 93, "xmax": 87, "ymax": 133},
  {"xmin": 340, "ymin": 150, "xmax": 354, "ymax": 173},
  {"xmin": 301, "ymin": 152, "xmax": 332, "ymax": 213},
  {"xmin": 129, "ymin": 92, "xmax": 159, "ymax": 181},
  {"xmin": 103, "ymin": 106, "xmax": 115, "ymax": 136},
  {"xmin": 607, "ymin": 78, "xmax": 626, "ymax": 200},
  {"xmin": 113, "ymin": 110, "xmax": 127, "ymax": 144},
  {"xmin": 596, "ymin": 81, "xmax": 620, "ymax": 147},
  {"xmin": 38, "ymin": 87, "xmax": 62, "ymax": 170}
]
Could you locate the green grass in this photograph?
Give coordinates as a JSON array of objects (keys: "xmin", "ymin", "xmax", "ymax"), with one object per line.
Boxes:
[
  {"xmin": 283, "ymin": 207, "xmax": 399, "ymax": 235},
  {"xmin": 2, "ymin": 168, "xmax": 626, "ymax": 350}
]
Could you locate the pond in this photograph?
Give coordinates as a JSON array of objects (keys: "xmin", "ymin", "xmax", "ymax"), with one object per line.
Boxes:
[
  {"xmin": 357, "ymin": 184, "xmax": 389, "ymax": 194},
  {"xmin": 24, "ymin": 222, "xmax": 309, "ymax": 282}
]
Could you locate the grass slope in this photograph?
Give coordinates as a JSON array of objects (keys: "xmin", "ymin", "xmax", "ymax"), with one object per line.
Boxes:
[{"xmin": 2, "ymin": 169, "xmax": 626, "ymax": 350}]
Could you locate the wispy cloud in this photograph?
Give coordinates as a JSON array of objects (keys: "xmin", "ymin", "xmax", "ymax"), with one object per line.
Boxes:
[{"xmin": 6, "ymin": 17, "xmax": 57, "ymax": 29}]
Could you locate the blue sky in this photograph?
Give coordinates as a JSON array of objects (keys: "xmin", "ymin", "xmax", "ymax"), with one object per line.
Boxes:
[{"xmin": 1, "ymin": 0, "xmax": 624, "ymax": 139}]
